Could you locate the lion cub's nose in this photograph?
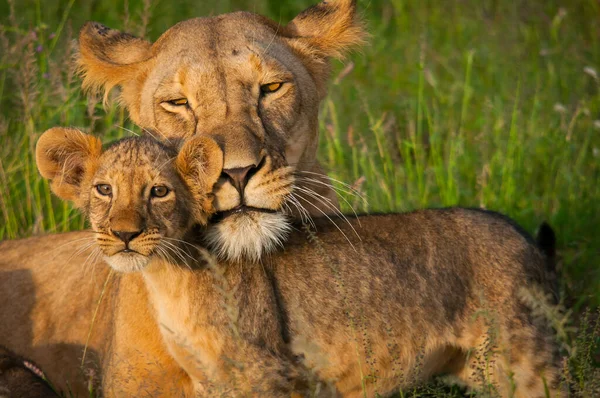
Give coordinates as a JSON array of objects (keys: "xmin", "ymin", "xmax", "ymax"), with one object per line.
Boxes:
[
  {"xmin": 222, "ymin": 164, "xmax": 260, "ymax": 197},
  {"xmin": 113, "ymin": 230, "xmax": 142, "ymax": 245}
]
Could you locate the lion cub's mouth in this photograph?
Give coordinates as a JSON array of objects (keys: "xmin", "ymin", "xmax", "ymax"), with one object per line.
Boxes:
[
  {"xmin": 213, "ymin": 205, "xmax": 276, "ymax": 222},
  {"xmin": 104, "ymin": 250, "xmax": 150, "ymax": 273},
  {"xmin": 119, "ymin": 248, "xmax": 139, "ymax": 254}
]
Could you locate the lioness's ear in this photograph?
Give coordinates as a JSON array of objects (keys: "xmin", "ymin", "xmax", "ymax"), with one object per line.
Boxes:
[
  {"xmin": 176, "ymin": 136, "xmax": 224, "ymax": 224},
  {"xmin": 36, "ymin": 127, "xmax": 102, "ymax": 204},
  {"xmin": 77, "ymin": 22, "xmax": 152, "ymax": 109},
  {"xmin": 287, "ymin": 0, "xmax": 365, "ymax": 59},
  {"xmin": 285, "ymin": 0, "xmax": 366, "ymax": 98}
]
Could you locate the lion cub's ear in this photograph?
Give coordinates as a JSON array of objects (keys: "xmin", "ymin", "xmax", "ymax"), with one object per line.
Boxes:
[
  {"xmin": 77, "ymin": 22, "xmax": 152, "ymax": 116},
  {"xmin": 176, "ymin": 136, "xmax": 224, "ymax": 225},
  {"xmin": 36, "ymin": 128, "xmax": 102, "ymax": 205},
  {"xmin": 285, "ymin": 0, "xmax": 366, "ymax": 98}
]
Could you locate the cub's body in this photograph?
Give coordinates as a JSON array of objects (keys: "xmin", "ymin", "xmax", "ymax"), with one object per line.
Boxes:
[
  {"xmin": 272, "ymin": 210, "xmax": 557, "ymax": 397},
  {"xmin": 0, "ymin": 209, "xmax": 559, "ymax": 397}
]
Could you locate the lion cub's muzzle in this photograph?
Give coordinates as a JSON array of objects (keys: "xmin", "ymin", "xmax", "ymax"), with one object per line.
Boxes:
[
  {"xmin": 96, "ymin": 227, "xmax": 162, "ymax": 273},
  {"xmin": 112, "ymin": 229, "xmax": 142, "ymax": 252}
]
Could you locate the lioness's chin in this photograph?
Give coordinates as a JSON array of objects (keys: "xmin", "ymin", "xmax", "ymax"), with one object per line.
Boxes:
[
  {"xmin": 205, "ymin": 211, "xmax": 291, "ymax": 263},
  {"xmin": 104, "ymin": 252, "xmax": 150, "ymax": 273}
]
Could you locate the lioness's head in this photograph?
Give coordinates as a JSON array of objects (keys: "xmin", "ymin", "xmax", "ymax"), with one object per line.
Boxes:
[
  {"xmin": 36, "ymin": 127, "xmax": 223, "ymax": 272},
  {"xmin": 77, "ymin": 0, "xmax": 364, "ymax": 262}
]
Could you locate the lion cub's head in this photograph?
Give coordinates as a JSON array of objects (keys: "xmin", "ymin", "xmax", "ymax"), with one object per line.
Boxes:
[
  {"xmin": 36, "ymin": 128, "xmax": 223, "ymax": 272},
  {"xmin": 77, "ymin": 0, "xmax": 365, "ymax": 262}
]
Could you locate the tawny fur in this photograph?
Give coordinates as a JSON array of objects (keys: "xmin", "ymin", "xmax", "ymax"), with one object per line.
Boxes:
[
  {"xmin": 77, "ymin": 0, "xmax": 365, "ymax": 262},
  {"xmin": 0, "ymin": 2, "xmax": 561, "ymax": 397},
  {"xmin": 1, "ymin": 127, "xmax": 561, "ymax": 397},
  {"xmin": 2, "ymin": 128, "xmax": 307, "ymax": 397},
  {"xmin": 0, "ymin": 214, "xmax": 562, "ymax": 397}
]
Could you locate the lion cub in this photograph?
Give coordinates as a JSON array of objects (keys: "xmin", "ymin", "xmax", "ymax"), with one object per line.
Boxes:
[{"xmin": 35, "ymin": 128, "xmax": 308, "ymax": 396}]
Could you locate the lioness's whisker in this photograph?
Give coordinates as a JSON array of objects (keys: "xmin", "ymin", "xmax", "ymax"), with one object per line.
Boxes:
[
  {"xmin": 286, "ymin": 195, "xmax": 316, "ymax": 231},
  {"xmin": 292, "ymin": 193, "xmax": 357, "ymax": 252},
  {"xmin": 116, "ymin": 125, "xmax": 140, "ymax": 137},
  {"xmin": 296, "ymin": 176, "xmax": 368, "ymax": 214},
  {"xmin": 294, "ymin": 186, "xmax": 361, "ymax": 240},
  {"xmin": 160, "ymin": 243, "xmax": 190, "ymax": 268},
  {"xmin": 150, "ymin": 156, "xmax": 177, "ymax": 185},
  {"xmin": 142, "ymin": 126, "xmax": 172, "ymax": 146},
  {"xmin": 295, "ymin": 170, "xmax": 366, "ymax": 199},
  {"xmin": 296, "ymin": 176, "xmax": 365, "ymax": 202},
  {"xmin": 295, "ymin": 178, "xmax": 364, "ymax": 228}
]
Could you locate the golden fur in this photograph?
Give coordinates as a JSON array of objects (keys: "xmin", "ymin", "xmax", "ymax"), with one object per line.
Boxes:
[
  {"xmin": 0, "ymin": 2, "xmax": 562, "ymax": 397},
  {"xmin": 5, "ymin": 127, "xmax": 310, "ymax": 396},
  {"xmin": 1, "ymin": 127, "xmax": 561, "ymax": 397},
  {"xmin": 77, "ymin": 0, "xmax": 366, "ymax": 262}
]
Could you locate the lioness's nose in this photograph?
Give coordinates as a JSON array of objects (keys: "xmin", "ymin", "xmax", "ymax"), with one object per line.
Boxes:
[
  {"xmin": 113, "ymin": 230, "xmax": 142, "ymax": 244},
  {"xmin": 222, "ymin": 163, "xmax": 260, "ymax": 197}
]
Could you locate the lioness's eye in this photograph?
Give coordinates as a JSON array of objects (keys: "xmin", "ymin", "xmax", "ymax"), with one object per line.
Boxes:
[
  {"xmin": 96, "ymin": 184, "xmax": 112, "ymax": 196},
  {"xmin": 260, "ymin": 82, "xmax": 283, "ymax": 94},
  {"xmin": 168, "ymin": 98, "xmax": 188, "ymax": 106},
  {"xmin": 151, "ymin": 186, "xmax": 170, "ymax": 198}
]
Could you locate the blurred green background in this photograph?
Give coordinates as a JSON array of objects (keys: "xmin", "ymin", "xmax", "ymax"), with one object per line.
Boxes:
[{"xmin": 0, "ymin": 0, "xmax": 598, "ymax": 308}]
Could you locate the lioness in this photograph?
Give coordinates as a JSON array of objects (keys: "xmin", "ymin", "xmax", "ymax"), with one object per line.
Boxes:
[
  {"xmin": 2, "ymin": 127, "xmax": 561, "ymax": 397},
  {"xmin": 77, "ymin": 0, "xmax": 365, "ymax": 262}
]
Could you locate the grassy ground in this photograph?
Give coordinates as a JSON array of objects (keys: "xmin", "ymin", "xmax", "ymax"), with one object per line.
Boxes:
[{"xmin": 0, "ymin": 0, "xmax": 599, "ymax": 395}]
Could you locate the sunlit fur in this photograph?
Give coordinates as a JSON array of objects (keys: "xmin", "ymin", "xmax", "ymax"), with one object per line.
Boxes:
[
  {"xmin": 77, "ymin": 0, "xmax": 366, "ymax": 262},
  {"xmin": 34, "ymin": 128, "xmax": 223, "ymax": 274},
  {"xmin": 31, "ymin": 127, "xmax": 312, "ymax": 397},
  {"xmin": 3, "ymin": 125, "xmax": 562, "ymax": 397},
  {"xmin": 103, "ymin": 251, "xmax": 150, "ymax": 273},
  {"xmin": 205, "ymin": 212, "xmax": 292, "ymax": 262},
  {"xmin": 206, "ymin": 157, "xmax": 295, "ymax": 262}
]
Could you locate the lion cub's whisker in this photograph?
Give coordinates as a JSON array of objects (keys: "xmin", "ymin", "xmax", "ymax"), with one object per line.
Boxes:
[{"xmin": 159, "ymin": 240, "xmax": 196, "ymax": 269}]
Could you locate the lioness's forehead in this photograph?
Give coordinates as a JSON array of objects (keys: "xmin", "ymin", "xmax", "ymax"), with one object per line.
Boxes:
[{"xmin": 153, "ymin": 12, "xmax": 280, "ymax": 55}]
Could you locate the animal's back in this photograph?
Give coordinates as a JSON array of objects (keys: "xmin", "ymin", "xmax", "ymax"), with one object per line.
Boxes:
[
  {"xmin": 0, "ymin": 231, "xmax": 113, "ymax": 396},
  {"xmin": 274, "ymin": 208, "xmax": 557, "ymax": 397}
]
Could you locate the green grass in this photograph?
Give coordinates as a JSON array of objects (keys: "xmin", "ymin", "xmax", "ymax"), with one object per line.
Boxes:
[{"xmin": 0, "ymin": 0, "xmax": 599, "ymax": 395}]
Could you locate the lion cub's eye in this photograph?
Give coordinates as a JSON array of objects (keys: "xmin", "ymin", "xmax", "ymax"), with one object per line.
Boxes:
[
  {"xmin": 260, "ymin": 82, "xmax": 283, "ymax": 94},
  {"xmin": 151, "ymin": 186, "xmax": 170, "ymax": 198},
  {"xmin": 96, "ymin": 184, "xmax": 112, "ymax": 196},
  {"xmin": 168, "ymin": 98, "xmax": 188, "ymax": 106}
]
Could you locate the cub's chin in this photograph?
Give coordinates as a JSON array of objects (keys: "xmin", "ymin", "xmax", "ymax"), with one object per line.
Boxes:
[
  {"xmin": 104, "ymin": 251, "xmax": 150, "ymax": 273},
  {"xmin": 205, "ymin": 211, "xmax": 291, "ymax": 263}
]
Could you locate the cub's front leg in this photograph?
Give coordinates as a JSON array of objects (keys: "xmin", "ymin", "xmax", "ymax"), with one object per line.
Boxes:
[{"xmin": 101, "ymin": 273, "xmax": 194, "ymax": 397}]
